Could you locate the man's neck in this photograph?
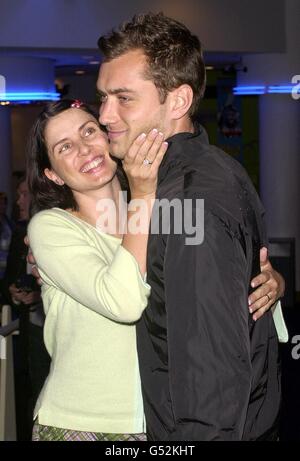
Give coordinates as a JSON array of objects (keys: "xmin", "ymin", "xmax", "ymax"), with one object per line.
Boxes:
[{"xmin": 167, "ymin": 117, "xmax": 194, "ymax": 139}]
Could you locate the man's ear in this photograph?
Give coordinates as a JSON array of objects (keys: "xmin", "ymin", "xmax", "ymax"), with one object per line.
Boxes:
[
  {"xmin": 169, "ymin": 84, "xmax": 193, "ymax": 120},
  {"xmin": 44, "ymin": 168, "xmax": 65, "ymax": 186}
]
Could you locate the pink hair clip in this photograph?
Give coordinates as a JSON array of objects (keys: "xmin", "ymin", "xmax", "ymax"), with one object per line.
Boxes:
[{"xmin": 71, "ymin": 99, "xmax": 83, "ymax": 108}]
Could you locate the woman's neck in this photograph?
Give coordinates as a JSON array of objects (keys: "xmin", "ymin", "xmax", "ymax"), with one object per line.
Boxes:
[{"xmin": 71, "ymin": 177, "xmax": 124, "ymax": 237}]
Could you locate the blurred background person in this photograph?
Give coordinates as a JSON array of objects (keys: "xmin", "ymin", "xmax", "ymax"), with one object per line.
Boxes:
[
  {"xmin": 1, "ymin": 176, "xmax": 50, "ymax": 440},
  {"xmin": 0, "ymin": 192, "xmax": 13, "ymax": 282}
]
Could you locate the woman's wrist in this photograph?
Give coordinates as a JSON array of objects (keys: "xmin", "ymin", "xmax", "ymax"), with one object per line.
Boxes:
[{"xmin": 130, "ymin": 192, "xmax": 156, "ymax": 201}]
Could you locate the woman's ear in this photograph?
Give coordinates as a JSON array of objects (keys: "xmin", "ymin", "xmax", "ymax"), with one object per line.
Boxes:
[
  {"xmin": 170, "ymin": 84, "xmax": 193, "ymax": 120},
  {"xmin": 44, "ymin": 168, "xmax": 65, "ymax": 186}
]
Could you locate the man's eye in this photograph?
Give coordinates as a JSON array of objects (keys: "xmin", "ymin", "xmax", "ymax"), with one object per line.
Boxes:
[
  {"xmin": 119, "ymin": 96, "xmax": 130, "ymax": 103},
  {"xmin": 99, "ymin": 94, "xmax": 107, "ymax": 103}
]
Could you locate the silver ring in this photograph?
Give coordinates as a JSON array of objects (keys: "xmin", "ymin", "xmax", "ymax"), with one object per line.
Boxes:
[{"xmin": 143, "ymin": 158, "xmax": 153, "ymax": 165}]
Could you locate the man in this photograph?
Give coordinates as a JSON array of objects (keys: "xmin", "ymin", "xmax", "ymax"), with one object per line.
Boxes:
[
  {"xmin": 96, "ymin": 12, "xmax": 286, "ymax": 440},
  {"xmin": 0, "ymin": 192, "xmax": 13, "ymax": 280}
]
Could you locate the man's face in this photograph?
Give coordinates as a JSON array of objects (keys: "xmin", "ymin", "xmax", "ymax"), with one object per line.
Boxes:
[
  {"xmin": 16, "ymin": 181, "xmax": 30, "ymax": 221},
  {"xmin": 97, "ymin": 49, "xmax": 170, "ymax": 159},
  {"xmin": 0, "ymin": 197, "xmax": 6, "ymax": 216}
]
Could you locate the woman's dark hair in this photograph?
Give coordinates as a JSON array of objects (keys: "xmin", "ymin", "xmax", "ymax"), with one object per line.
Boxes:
[{"xmin": 27, "ymin": 99, "xmax": 129, "ymax": 213}]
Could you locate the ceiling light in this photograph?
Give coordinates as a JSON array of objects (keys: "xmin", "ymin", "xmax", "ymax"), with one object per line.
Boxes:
[{"xmin": 0, "ymin": 92, "xmax": 60, "ymax": 101}]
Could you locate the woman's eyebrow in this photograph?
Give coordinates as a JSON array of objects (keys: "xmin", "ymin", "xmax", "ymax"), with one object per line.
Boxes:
[{"xmin": 52, "ymin": 120, "xmax": 97, "ymax": 151}]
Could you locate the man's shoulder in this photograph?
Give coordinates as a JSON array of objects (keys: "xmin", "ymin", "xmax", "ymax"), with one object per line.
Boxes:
[
  {"xmin": 181, "ymin": 142, "xmax": 253, "ymax": 195},
  {"xmin": 181, "ymin": 144, "xmax": 264, "ymax": 227},
  {"xmin": 159, "ymin": 133, "xmax": 263, "ymax": 221},
  {"xmin": 188, "ymin": 139, "xmax": 246, "ymax": 175}
]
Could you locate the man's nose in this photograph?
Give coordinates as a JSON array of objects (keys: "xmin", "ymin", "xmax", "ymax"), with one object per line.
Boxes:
[{"xmin": 98, "ymin": 99, "xmax": 118, "ymax": 126}]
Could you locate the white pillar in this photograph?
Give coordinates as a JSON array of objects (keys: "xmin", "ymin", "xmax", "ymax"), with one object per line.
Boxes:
[
  {"xmin": 0, "ymin": 56, "xmax": 57, "ymax": 211},
  {"xmin": 237, "ymin": 0, "xmax": 300, "ymax": 290},
  {"xmin": 259, "ymin": 94, "xmax": 300, "ymax": 290}
]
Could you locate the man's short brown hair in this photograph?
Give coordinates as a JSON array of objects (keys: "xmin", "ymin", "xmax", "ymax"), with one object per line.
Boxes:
[{"xmin": 98, "ymin": 12, "xmax": 206, "ymax": 121}]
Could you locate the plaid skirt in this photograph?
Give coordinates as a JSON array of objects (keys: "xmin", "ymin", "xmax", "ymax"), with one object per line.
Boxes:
[{"xmin": 32, "ymin": 420, "xmax": 147, "ymax": 441}]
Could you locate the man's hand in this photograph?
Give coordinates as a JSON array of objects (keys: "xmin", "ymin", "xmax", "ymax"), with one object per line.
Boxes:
[
  {"xmin": 249, "ymin": 247, "xmax": 285, "ymax": 321},
  {"xmin": 9, "ymin": 283, "xmax": 27, "ymax": 304},
  {"xmin": 21, "ymin": 291, "xmax": 41, "ymax": 305},
  {"xmin": 24, "ymin": 235, "xmax": 43, "ymax": 285},
  {"xmin": 9, "ymin": 284, "xmax": 41, "ymax": 305}
]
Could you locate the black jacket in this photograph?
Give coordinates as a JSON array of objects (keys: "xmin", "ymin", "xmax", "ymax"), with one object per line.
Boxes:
[{"xmin": 137, "ymin": 125, "xmax": 280, "ymax": 441}]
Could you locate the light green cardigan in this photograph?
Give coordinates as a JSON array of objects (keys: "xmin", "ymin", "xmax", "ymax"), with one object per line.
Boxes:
[
  {"xmin": 28, "ymin": 207, "xmax": 150, "ymax": 433},
  {"xmin": 28, "ymin": 207, "xmax": 288, "ymax": 433}
]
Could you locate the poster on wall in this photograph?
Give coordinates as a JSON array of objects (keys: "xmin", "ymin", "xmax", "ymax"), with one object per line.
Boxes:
[{"xmin": 217, "ymin": 78, "xmax": 243, "ymax": 163}]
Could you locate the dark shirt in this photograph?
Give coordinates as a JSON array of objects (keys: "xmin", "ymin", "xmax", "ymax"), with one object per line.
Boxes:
[
  {"xmin": 0, "ymin": 214, "xmax": 13, "ymax": 279},
  {"xmin": 1, "ymin": 221, "xmax": 39, "ymax": 311},
  {"xmin": 137, "ymin": 125, "xmax": 280, "ymax": 441}
]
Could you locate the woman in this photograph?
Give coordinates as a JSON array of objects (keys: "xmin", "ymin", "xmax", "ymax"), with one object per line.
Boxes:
[{"xmin": 27, "ymin": 99, "xmax": 168, "ymax": 441}]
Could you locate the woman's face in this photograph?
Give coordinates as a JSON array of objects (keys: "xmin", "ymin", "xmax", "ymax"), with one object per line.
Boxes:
[{"xmin": 44, "ymin": 108, "xmax": 117, "ymax": 194}]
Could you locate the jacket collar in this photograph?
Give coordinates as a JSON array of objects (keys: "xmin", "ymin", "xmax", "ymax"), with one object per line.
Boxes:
[{"xmin": 158, "ymin": 123, "xmax": 209, "ymax": 184}]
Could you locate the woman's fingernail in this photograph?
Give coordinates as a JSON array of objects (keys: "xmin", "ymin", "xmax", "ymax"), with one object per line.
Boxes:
[
  {"xmin": 163, "ymin": 142, "xmax": 168, "ymax": 147},
  {"xmin": 138, "ymin": 133, "xmax": 146, "ymax": 140}
]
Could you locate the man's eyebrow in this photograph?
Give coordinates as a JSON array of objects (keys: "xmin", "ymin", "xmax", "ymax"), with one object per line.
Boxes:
[
  {"xmin": 52, "ymin": 120, "xmax": 97, "ymax": 152},
  {"xmin": 97, "ymin": 88, "xmax": 136, "ymax": 96}
]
